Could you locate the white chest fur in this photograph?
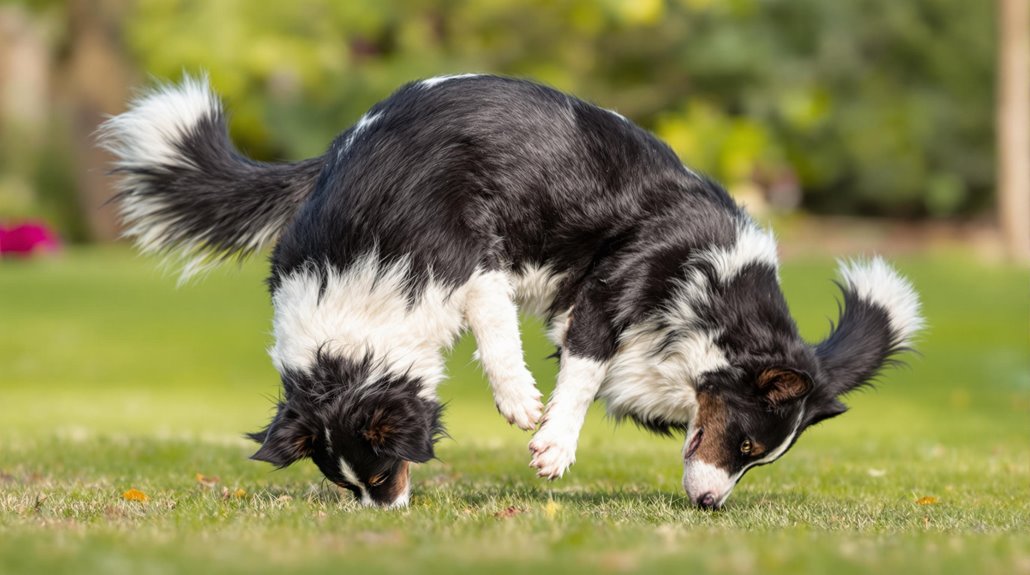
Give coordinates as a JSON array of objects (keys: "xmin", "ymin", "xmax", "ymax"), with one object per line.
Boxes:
[{"xmin": 269, "ymin": 255, "xmax": 471, "ymax": 395}]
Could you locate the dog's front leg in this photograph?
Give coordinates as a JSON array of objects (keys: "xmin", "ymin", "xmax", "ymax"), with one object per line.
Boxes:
[
  {"xmin": 529, "ymin": 353, "xmax": 609, "ymax": 479},
  {"xmin": 466, "ymin": 270, "xmax": 543, "ymax": 431},
  {"xmin": 529, "ymin": 280, "xmax": 616, "ymax": 479}
]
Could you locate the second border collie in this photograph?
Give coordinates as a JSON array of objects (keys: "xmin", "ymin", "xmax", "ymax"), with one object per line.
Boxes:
[{"xmin": 101, "ymin": 74, "xmax": 923, "ymax": 509}]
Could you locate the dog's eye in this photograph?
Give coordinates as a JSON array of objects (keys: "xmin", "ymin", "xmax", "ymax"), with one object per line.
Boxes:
[
  {"xmin": 368, "ymin": 473, "xmax": 388, "ymax": 487},
  {"xmin": 740, "ymin": 439, "xmax": 753, "ymax": 455}
]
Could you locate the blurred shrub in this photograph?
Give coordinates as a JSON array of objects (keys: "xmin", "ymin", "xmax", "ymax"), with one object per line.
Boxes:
[{"xmin": 117, "ymin": 0, "xmax": 993, "ymax": 217}]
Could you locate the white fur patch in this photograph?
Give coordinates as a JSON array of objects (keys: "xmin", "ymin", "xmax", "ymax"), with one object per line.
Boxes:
[
  {"xmin": 419, "ymin": 74, "xmax": 483, "ymax": 88},
  {"xmin": 682, "ymin": 164, "xmax": 703, "ymax": 180},
  {"xmin": 100, "ymin": 74, "xmax": 219, "ymax": 171},
  {"xmin": 695, "ymin": 220, "xmax": 779, "ymax": 283},
  {"xmin": 388, "ymin": 487, "xmax": 411, "ymax": 509},
  {"xmin": 529, "ymin": 355, "xmax": 609, "ymax": 479},
  {"xmin": 510, "ymin": 263, "xmax": 569, "ymax": 347},
  {"xmin": 599, "ymin": 322, "xmax": 725, "ymax": 427},
  {"xmin": 547, "ymin": 308, "xmax": 573, "ymax": 348},
  {"xmin": 607, "ymin": 108, "xmax": 629, "ymax": 122},
  {"xmin": 682, "ymin": 460, "xmax": 732, "ymax": 504},
  {"xmin": 269, "ymin": 254, "xmax": 470, "ymax": 397},
  {"xmin": 338, "ymin": 456, "xmax": 372, "ymax": 506},
  {"xmin": 838, "ymin": 257, "xmax": 924, "ymax": 346},
  {"xmin": 511, "ymin": 264, "xmax": 566, "ymax": 317},
  {"xmin": 343, "ymin": 112, "xmax": 381, "ymax": 151},
  {"xmin": 465, "ymin": 271, "xmax": 542, "ymax": 430}
]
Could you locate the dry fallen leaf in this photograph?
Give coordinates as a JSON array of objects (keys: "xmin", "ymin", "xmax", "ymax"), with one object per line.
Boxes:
[
  {"xmin": 195, "ymin": 473, "xmax": 220, "ymax": 487},
  {"xmin": 493, "ymin": 506, "xmax": 525, "ymax": 519},
  {"xmin": 122, "ymin": 488, "xmax": 148, "ymax": 502},
  {"xmin": 915, "ymin": 496, "xmax": 939, "ymax": 505}
]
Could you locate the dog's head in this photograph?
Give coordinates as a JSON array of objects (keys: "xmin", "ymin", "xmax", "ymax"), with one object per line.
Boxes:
[
  {"xmin": 248, "ymin": 353, "xmax": 444, "ymax": 508},
  {"xmin": 679, "ymin": 257, "xmax": 923, "ymax": 509}
]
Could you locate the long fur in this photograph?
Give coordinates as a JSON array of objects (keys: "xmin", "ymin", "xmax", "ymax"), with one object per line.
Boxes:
[{"xmin": 99, "ymin": 75, "xmax": 324, "ymax": 280}]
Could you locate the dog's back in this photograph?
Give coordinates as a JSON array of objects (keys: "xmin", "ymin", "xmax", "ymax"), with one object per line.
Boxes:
[{"xmin": 271, "ymin": 74, "xmax": 736, "ymax": 300}]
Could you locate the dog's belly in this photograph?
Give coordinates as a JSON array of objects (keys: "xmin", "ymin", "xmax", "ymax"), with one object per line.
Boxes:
[{"xmin": 511, "ymin": 264, "xmax": 571, "ymax": 347}]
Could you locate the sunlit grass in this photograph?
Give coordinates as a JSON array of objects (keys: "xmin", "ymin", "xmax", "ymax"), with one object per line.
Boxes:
[{"xmin": 1, "ymin": 247, "xmax": 1028, "ymax": 574}]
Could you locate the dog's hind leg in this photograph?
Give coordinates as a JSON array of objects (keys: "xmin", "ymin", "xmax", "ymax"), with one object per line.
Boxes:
[
  {"xmin": 465, "ymin": 270, "xmax": 543, "ymax": 431},
  {"xmin": 529, "ymin": 280, "xmax": 616, "ymax": 479}
]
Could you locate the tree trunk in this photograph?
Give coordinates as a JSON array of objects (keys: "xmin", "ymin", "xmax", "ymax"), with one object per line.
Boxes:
[
  {"xmin": 60, "ymin": 0, "xmax": 132, "ymax": 242},
  {"xmin": 998, "ymin": 0, "xmax": 1030, "ymax": 263}
]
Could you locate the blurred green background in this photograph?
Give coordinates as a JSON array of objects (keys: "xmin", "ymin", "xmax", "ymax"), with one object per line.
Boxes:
[
  {"xmin": 1, "ymin": 1, "xmax": 1029, "ymax": 573},
  {"xmin": 0, "ymin": 0, "xmax": 1005, "ymax": 243}
]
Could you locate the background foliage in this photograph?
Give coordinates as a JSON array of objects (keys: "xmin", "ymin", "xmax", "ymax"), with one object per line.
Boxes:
[
  {"xmin": 3, "ymin": 0, "xmax": 997, "ymax": 242},
  {"xmin": 121, "ymin": 0, "xmax": 995, "ymax": 217}
]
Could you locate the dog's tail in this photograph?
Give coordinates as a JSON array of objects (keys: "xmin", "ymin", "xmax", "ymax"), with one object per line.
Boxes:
[
  {"xmin": 99, "ymin": 75, "xmax": 324, "ymax": 280},
  {"xmin": 814, "ymin": 257, "xmax": 924, "ymax": 394}
]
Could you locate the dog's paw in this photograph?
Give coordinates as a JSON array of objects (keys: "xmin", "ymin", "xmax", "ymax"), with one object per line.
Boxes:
[
  {"xmin": 528, "ymin": 428, "xmax": 577, "ymax": 480},
  {"xmin": 493, "ymin": 373, "xmax": 543, "ymax": 431}
]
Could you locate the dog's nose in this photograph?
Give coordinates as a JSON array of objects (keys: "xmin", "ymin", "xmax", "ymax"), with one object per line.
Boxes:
[{"xmin": 697, "ymin": 492, "xmax": 718, "ymax": 510}]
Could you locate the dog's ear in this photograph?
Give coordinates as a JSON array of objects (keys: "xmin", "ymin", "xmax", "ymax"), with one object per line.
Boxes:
[
  {"xmin": 358, "ymin": 393, "xmax": 442, "ymax": 464},
  {"xmin": 248, "ymin": 403, "xmax": 316, "ymax": 468},
  {"xmin": 803, "ymin": 396, "xmax": 848, "ymax": 428},
  {"xmin": 757, "ymin": 367, "xmax": 813, "ymax": 406}
]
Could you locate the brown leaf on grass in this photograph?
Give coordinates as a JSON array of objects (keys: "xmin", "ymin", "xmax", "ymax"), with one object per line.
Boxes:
[
  {"xmin": 195, "ymin": 473, "xmax": 220, "ymax": 487},
  {"xmin": 493, "ymin": 506, "xmax": 525, "ymax": 519},
  {"xmin": 122, "ymin": 488, "xmax": 148, "ymax": 502},
  {"xmin": 916, "ymin": 496, "xmax": 939, "ymax": 505}
]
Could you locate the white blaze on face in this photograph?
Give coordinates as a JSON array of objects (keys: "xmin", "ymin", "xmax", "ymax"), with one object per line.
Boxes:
[{"xmin": 338, "ymin": 456, "xmax": 372, "ymax": 507}]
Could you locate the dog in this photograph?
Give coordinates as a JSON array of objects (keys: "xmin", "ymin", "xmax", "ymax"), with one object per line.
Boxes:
[{"xmin": 101, "ymin": 74, "xmax": 923, "ymax": 509}]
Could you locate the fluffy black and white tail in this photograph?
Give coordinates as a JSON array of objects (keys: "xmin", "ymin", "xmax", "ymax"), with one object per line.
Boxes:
[
  {"xmin": 816, "ymin": 257, "xmax": 924, "ymax": 393},
  {"xmin": 99, "ymin": 75, "xmax": 324, "ymax": 279}
]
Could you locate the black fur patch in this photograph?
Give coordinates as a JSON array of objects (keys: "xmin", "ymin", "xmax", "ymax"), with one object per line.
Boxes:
[{"xmin": 805, "ymin": 284, "xmax": 906, "ymax": 428}]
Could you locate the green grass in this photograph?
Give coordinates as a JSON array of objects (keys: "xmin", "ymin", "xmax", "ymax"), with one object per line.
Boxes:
[{"xmin": 1, "ymin": 247, "xmax": 1028, "ymax": 575}]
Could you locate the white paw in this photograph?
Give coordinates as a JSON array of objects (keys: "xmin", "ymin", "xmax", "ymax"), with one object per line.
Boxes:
[
  {"xmin": 528, "ymin": 427, "xmax": 577, "ymax": 480},
  {"xmin": 493, "ymin": 373, "xmax": 543, "ymax": 431}
]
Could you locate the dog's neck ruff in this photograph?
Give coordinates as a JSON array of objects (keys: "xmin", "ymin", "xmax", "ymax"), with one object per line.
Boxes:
[
  {"xmin": 599, "ymin": 218, "xmax": 779, "ymax": 427},
  {"xmin": 269, "ymin": 254, "xmax": 470, "ymax": 397}
]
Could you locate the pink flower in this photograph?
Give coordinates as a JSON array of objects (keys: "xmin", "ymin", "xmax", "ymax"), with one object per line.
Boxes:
[{"xmin": 0, "ymin": 221, "xmax": 60, "ymax": 257}]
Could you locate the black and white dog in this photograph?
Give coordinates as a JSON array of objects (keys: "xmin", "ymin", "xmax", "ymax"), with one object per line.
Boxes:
[{"xmin": 101, "ymin": 74, "xmax": 922, "ymax": 509}]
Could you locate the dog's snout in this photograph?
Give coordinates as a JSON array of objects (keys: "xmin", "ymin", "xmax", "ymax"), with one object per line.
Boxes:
[{"xmin": 697, "ymin": 492, "xmax": 718, "ymax": 510}]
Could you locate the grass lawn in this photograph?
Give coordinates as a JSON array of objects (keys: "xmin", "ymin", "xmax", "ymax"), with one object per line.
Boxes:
[{"xmin": 1, "ymin": 246, "xmax": 1028, "ymax": 574}]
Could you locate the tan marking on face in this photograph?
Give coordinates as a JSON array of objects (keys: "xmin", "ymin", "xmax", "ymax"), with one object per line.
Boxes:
[
  {"xmin": 382, "ymin": 460, "xmax": 410, "ymax": 503},
  {"xmin": 694, "ymin": 392, "xmax": 733, "ymax": 469},
  {"xmin": 749, "ymin": 441, "xmax": 767, "ymax": 458}
]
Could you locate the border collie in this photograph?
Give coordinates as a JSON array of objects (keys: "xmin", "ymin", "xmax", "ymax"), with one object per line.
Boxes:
[{"xmin": 101, "ymin": 74, "xmax": 923, "ymax": 509}]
